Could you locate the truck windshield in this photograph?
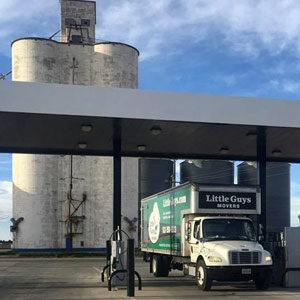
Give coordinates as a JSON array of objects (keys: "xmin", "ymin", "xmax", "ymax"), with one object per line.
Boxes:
[{"xmin": 202, "ymin": 219, "xmax": 256, "ymax": 242}]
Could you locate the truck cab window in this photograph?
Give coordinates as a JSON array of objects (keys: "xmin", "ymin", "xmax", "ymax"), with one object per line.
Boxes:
[{"xmin": 203, "ymin": 218, "xmax": 256, "ymax": 242}]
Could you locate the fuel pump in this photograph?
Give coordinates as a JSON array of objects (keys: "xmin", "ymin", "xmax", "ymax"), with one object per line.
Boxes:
[
  {"xmin": 110, "ymin": 227, "xmax": 126, "ymax": 286},
  {"xmin": 101, "ymin": 227, "xmax": 142, "ymax": 297}
]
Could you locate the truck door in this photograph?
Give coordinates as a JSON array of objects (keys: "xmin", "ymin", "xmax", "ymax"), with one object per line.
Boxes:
[{"xmin": 190, "ymin": 220, "xmax": 202, "ymax": 263}]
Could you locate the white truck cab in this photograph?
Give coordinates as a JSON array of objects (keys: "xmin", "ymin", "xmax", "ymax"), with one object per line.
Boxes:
[{"xmin": 185, "ymin": 216, "xmax": 272, "ymax": 290}]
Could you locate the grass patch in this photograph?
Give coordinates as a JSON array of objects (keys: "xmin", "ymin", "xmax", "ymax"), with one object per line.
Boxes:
[
  {"xmin": 0, "ymin": 248, "xmax": 144, "ymax": 258},
  {"xmin": 0, "ymin": 251, "xmax": 106, "ymax": 258},
  {"xmin": 0, "ymin": 250, "xmax": 13, "ymax": 256}
]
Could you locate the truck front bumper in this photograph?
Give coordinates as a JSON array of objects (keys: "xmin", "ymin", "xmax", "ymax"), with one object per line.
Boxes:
[{"xmin": 206, "ymin": 265, "xmax": 272, "ymax": 282}]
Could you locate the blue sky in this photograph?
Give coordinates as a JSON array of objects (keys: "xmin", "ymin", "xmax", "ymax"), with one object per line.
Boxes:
[{"xmin": 1, "ymin": 0, "xmax": 300, "ymax": 239}]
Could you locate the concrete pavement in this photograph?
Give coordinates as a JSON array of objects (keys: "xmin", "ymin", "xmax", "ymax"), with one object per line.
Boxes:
[{"xmin": 0, "ymin": 257, "xmax": 300, "ymax": 300}]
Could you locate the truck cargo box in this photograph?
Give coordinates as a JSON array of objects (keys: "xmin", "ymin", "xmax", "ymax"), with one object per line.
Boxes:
[{"xmin": 141, "ymin": 182, "xmax": 260, "ymax": 256}]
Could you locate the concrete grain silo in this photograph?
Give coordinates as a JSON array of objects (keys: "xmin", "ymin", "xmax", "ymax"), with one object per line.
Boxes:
[
  {"xmin": 180, "ymin": 160, "xmax": 234, "ymax": 185},
  {"xmin": 12, "ymin": 0, "xmax": 139, "ymax": 250},
  {"xmin": 238, "ymin": 162, "xmax": 290, "ymax": 234},
  {"xmin": 139, "ymin": 159, "xmax": 174, "ymax": 201}
]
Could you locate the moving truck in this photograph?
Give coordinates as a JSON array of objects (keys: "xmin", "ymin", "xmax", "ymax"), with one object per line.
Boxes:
[{"xmin": 141, "ymin": 183, "xmax": 273, "ymax": 290}]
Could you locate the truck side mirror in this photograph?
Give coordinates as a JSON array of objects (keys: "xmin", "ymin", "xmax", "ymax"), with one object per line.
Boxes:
[{"xmin": 258, "ymin": 224, "xmax": 264, "ymax": 242}]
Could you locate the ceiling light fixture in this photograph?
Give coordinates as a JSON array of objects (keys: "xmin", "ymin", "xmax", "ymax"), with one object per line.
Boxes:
[
  {"xmin": 137, "ymin": 145, "xmax": 147, "ymax": 151},
  {"xmin": 78, "ymin": 143, "xmax": 88, "ymax": 149},
  {"xmin": 246, "ymin": 131, "xmax": 257, "ymax": 140},
  {"xmin": 81, "ymin": 124, "xmax": 93, "ymax": 133},
  {"xmin": 272, "ymin": 149, "xmax": 282, "ymax": 157},
  {"xmin": 219, "ymin": 147, "xmax": 229, "ymax": 154},
  {"xmin": 151, "ymin": 126, "xmax": 162, "ymax": 136}
]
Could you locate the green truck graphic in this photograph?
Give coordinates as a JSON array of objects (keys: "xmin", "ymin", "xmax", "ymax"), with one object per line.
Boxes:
[
  {"xmin": 141, "ymin": 182, "xmax": 260, "ymax": 256},
  {"xmin": 141, "ymin": 184, "xmax": 191, "ymax": 255}
]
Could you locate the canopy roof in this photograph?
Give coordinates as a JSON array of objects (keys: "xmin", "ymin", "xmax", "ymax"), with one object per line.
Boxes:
[{"xmin": 1, "ymin": 80, "xmax": 300, "ymax": 162}]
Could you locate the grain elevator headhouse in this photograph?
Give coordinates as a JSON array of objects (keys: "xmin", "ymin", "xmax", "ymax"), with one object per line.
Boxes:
[{"xmin": 60, "ymin": 0, "xmax": 96, "ymax": 44}]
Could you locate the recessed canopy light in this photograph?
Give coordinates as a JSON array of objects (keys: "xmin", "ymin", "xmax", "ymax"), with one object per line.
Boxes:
[
  {"xmin": 137, "ymin": 145, "xmax": 147, "ymax": 151},
  {"xmin": 272, "ymin": 149, "xmax": 282, "ymax": 156},
  {"xmin": 219, "ymin": 147, "xmax": 229, "ymax": 154},
  {"xmin": 246, "ymin": 131, "xmax": 257, "ymax": 140},
  {"xmin": 151, "ymin": 126, "xmax": 162, "ymax": 136},
  {"xmin": 81, "ymin": 124, "xmax": 93, "ymax": 133},
  {"xmin": 78, "ymin": 143, "xmax": 88, "ymax": 149}
]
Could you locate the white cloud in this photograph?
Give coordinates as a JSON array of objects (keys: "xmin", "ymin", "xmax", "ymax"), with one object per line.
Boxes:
[
  {"xmin": 282, "ymin": 80, "xmax": 300, "ymax": 94},
  {"xmin": 97, "ymin": 0, "xmax": 300, "ymax": 60},
  {"xmin": 1, "ymin": 0, "xmax": 300, "ymax": 62},
  {"xmin": 0, "ymin": 1, "xmax": 58, "ymax": 56},
  {"xmin": 0, "ymin": 181, "xmax": 12, "ymax": 222},
  {"xmin": 291, "ymin": 181, "xmax": 300, "ymax": 194},
  {"xmin": 213, "ymin": 74, "xmax": 238, "ymax": 87},
  {"xmin": 291, "ymin": 195, "xmax": 300, "ymax": 226}
]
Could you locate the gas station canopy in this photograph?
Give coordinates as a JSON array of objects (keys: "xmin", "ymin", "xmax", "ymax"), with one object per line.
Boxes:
[{"xmin": 1, "ymin": 80, "xmax": 300, "ymax": 162}]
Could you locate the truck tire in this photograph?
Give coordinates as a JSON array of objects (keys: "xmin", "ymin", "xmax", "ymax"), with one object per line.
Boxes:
[
  {"xmin": 196, "ymin": 260, "xmax": 212, "ymax": 291},
  {"xmin": 152, "ymin": 255, "xmax": 170, "ymax": 277},
  {"xmin": 161, "ymin": 256, "xmax": 170, "ymax": 277},
  {"xmin": 254, "ymin": 273, "xmax": 271, "ymax": 290}
]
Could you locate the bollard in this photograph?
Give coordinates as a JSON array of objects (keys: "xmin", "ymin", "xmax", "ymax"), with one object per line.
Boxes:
[
  {"xmin": 106, "ymin": 240, "xmax": 112, "ymax": 279},
  {"xmin": 106, "ymin": 240, "xmax": 112, "ymax": 262},
  {"xmin": 127, "ymin": 239, "xmax": 135, "ymax": 297}
]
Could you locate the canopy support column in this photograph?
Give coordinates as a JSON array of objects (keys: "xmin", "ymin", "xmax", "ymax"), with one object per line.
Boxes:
[
  {"xmin": 113, "ymin": 119, "xmax": 122, "ymax": 231},
  {"xmin": 257, "ymin": 127, "xmax": 267, "ymax": 242}
]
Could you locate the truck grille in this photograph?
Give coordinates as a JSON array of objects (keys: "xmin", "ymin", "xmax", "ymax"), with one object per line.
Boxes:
[{"xmin": 230, "ymin": 251, "xmax": 261, "ymax": 264}]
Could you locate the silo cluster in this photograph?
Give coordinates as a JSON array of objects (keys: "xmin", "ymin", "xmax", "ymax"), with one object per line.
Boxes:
[
  {"xmin": 12, "ymin": 0, "xmax": 139, "ymax": 250},
  {"xmin": 180, "ymin": 159, "xmax": 290, "ymax": 234}
]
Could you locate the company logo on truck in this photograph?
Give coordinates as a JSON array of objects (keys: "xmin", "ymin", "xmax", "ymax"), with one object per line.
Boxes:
[
  {"xmin": 148, "ymin": 202, "xmax": 160, "ymax": 243},
  {"xmin": 199, "ymin": 191, "xmax": 257, "ymax": 210}
]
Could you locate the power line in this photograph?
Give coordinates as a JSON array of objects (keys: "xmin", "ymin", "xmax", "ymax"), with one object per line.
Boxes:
[{"xmin": 0, "ymin": 71, "xmax": 12, "ymax": 80}]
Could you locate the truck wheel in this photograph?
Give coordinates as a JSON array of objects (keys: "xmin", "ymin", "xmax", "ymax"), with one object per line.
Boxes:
[
  {"xmin": 196, "ymin": 260, "xmax": 212, "ymax": 291},
  {"xmin": 152, "ymin": 255, "xmax": 169, "ymax": 277},
  {"xmin": 161, "ymin": 256, "xmax": 170, "ymax": 277},
  {"xmin": 152, "ymin": 255, "xmax": 162, "ymax": 277},
  {"xmin": 254, "ymin": 273, "xmax": 271, "ymax": 290}
]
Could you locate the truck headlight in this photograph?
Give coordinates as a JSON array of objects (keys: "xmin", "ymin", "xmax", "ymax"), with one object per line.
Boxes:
[
  {"xmin": 265, "ymin": 256, "xmax": 272, "ymax": 262},
  {"xmin": 208, "ymin": 256, "xmax": 222, "ymax": 262}
]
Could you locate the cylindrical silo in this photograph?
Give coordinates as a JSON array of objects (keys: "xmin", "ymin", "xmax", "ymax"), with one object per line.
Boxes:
[
  {"xmin": 238, "ymin": 162, "xmax": 290, "ymax": 233},
  {"xmin": 12, "ymin": 39, "xmax": 95, "ymax": 85},
  {"xmin": 139, "ymin": 158, "xmax": 174, "ymax": 200},
  {"xmin": 12, "ymin": 29, "xmax": 139, "ymax": 248},
  {"xmin": 11, "ymin": 38, "xmax": 74, "ymax": 250},
  {"xmin": 93, "ymin": 42, "xmax": 139, "ymax": 89},
  {"xmin": 12, "ymin": 155, "xmax": 59, "ymax": 249},
  {"xmin": 180, "ymin": 160, "xmax": 234, "ymax": 185},
  {"xmin": 138, "ymin": 158, "xmax": 174, "ymax": 245}
]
